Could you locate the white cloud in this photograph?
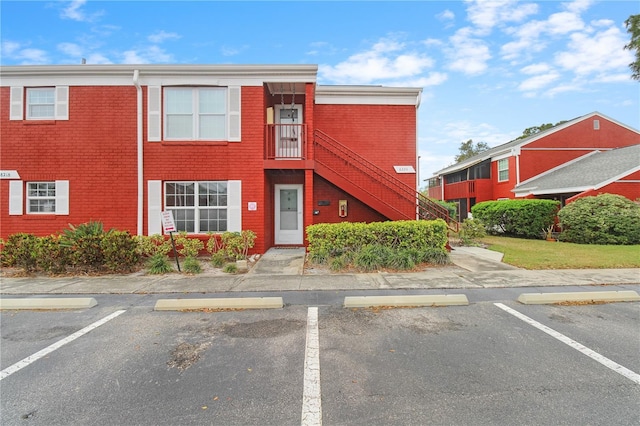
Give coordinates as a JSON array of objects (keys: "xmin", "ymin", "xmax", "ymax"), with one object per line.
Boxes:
[
  {"xmin": 518, "ymin": 72, "xmax": 561, "ymax": 92},
  {"xmin": 446, "ymin": 28, "xmax": 491, "ymax": 75},
  {"xmin": 437, "ymin": 9, "xmax": 455, "ymax": 21},
  {"xmin": 1, "ymin": 41, "xmax": 49, "ymax": 64},
  {"xmin": 554, "ymin": 26, "xmax": 632, "ymax": 77},
  {"xmin": 520, "ymin": 63, "xmax": 552, "ymax": 74},
  {"xmin": 148, "ymin": 31, "xmax": 181, "ymax": 43},
  {"xmin": 563, "ymin": 0, "xmax": 593, "ymax": 14},
  {"xmin": 465, "ymin": 0, "xmax": 538, "ymax": 35},
  {"xmin": 1, "ymin": 40, "xmax": 20, "ymax": 55},
  {"xmin": 121, "ymin": 46, "xmax": 173, "ymax": 64},
  {"xmin": 60, "ymin": 0, "xmax": 103, "ymax": 22},
  {"xmin": 57, "ymin": 42, "xmax": 83, "ymax": 57},
  {"xmin": 319, "ymin": 36, "xmax": 435, "ymax": 84},
  {"xmin": 85, "ymin": 53, "xmax": 112, "ymax": 64}
]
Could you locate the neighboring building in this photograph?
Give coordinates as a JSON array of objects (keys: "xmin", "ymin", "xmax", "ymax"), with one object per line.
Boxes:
[
  {"xmin": 0, "ymin": 64, "xmax": 449, "ymax": 253},
  {"xmin": 427, "ymin": 112, "xmax": 640, "ymax": 219}
]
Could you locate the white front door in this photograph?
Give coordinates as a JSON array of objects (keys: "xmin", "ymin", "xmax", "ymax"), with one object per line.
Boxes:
[
  {"xmin": 275, "ymin": 104, "xmax": 302, "ymax": 158},
  {"xmin": 275, "ymin": 184, "xmax": 303, "ymax": 245}
]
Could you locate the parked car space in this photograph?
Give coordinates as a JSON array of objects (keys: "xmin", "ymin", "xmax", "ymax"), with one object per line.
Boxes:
[{"xmin": 1, "ymin": 298, "xmax": 638, "ymax": 425}]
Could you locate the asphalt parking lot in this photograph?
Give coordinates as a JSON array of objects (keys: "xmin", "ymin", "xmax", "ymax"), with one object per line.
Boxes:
[{"xmin": 1, "ymin": 294, "xmax": 638, "ymax": 426}]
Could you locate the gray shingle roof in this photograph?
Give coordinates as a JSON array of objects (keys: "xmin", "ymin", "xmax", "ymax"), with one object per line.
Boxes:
[{"xmin": 513, "ymin": 144, "xmax": 640, "ymax": 196}]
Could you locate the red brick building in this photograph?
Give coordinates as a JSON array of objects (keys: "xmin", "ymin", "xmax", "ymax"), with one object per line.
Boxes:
[
  {"xmin": 1, "ymin": 64, "xmax": 448, "ymax": 253},
  {"xmin": 427, "ymin": 112, "xmax": 640, "ymax": 219}
]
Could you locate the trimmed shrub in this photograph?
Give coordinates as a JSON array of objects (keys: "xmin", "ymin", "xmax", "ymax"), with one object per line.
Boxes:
[
  {"xmin": 471, "ymin": 199, "xmax": 560, "ymax": 238},
  {"xmin": 307, "ymin": 220, "xmax": 449, "ymax": 271},
  {"xmin": 0, "ymin": 233, "xmax": 39, "ymax": 272},
  {"xmin": 558, "ymin": 194, "xmax": 640, "ymax": 245},
  {"xmin": 101, "ymin": 231, "xmax": 140, "ymax": 273},
  {"xmin": 60, "ymin": 221, "xmax": 108, "ymax": 272},
  {"xmin": 36, "ymin": 235, "xmax": 71, "ymax": 274},
  {"xmin": 206, "ymin": 230, "xmax": 257, "ymax": 262}
]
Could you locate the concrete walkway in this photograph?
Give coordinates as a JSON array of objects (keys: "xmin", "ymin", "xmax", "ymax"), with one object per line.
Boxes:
[{"xmin": 0, "ymin": 247, "xmax": 638, "ymax": 295}]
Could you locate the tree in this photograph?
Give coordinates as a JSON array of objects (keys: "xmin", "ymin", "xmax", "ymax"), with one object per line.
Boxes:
[
  {"xmin": 624, "ymin": 14, "xmax": 640, "ymax": 81},
  {"xmin": 515, "ymin": 120, "xmax": 568, "ymax": 140},
  {"xmin": 454, "ymin": 139, "xmax": 490, "ymax": 163}
]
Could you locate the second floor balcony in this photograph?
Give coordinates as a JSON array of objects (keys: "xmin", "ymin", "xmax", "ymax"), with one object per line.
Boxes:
[{"xmin": 265, "ymin": 124, "xmax": 308, "ymax": 160}]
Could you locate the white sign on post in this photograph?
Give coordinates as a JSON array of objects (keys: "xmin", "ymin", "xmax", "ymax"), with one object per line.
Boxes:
[{"xmin": 161, "ymin": 211, "xmax": 177, "ymax": 233}]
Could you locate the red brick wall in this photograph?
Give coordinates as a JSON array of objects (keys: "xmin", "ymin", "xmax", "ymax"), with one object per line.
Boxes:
[
  {"xmin": 142, "ymin": 86, "xmax": 269, "ymax": 252},
  {"xmin": 0, "ymin": 86, "xmax": 138, "ymax": 238},
  {"xmin": 314, "ymin": 103, "xmax": 417, "ymax": 189},
  {"xmin": 312, "ymin": 176, "xmax": 387, "ymax": 224}
]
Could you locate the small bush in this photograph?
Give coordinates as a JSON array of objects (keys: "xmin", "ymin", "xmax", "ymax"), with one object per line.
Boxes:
[
  {"xmin": 330, "ymin": 255, "xmax": 347, "ymax": 271},
  {"xmin": 175, "ymin": 233, "xmax": 204, "ymax": 258},
  {"xmin": 61, "ymin": 221, "xmax": 108, "ymax": 272},
  {"xmin": 147, "ymin": 253, "xmax": 173, "ymax": 274},
  {"xmin": 459, "ymin": 218, "xmax": 487, "ymax": 246},
  {"xmin": 210, "ymin": 252, "xmax": 226, "ymax": 268},
  {"xmin": 36, "ymin": 235, "xmax": 71, "ymax": 274},
  {"xmin": 136, "ymin": 234, "xmax": 172, "ymax": 257},
  {"xmin": 101, "ymin": 231, "xmax": 140, "ymax": 273},
  {"xmin": 182, "ymin": 256, "xmax": 202, "ymax": 274},
  {"xmin": 1, "ymin": 233, "xmax": 39, "ymax": 272},
  {"xmin": 223, "ymin": 263, "xmax": 238, "ymax": 274},
  {"xmin": 558, "ymin": 194, "xmax": 640, "ymax": 245}
]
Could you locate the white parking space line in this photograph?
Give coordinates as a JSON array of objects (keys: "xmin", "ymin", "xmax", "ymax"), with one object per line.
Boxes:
[
  {"xmin": 494, "ymin": 303, "xmax": 640, "ymax": 385},
  {"xmin": 0, "ymin": 310, "xmax": 126, "ymax": 381},
  {"xmin": 301, "ymin": 306, "xmax": 322, "ymax": 426}
]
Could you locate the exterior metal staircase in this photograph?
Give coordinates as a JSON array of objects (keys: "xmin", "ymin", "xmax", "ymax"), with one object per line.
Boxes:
[{"xmin": 313, "ymin": 130, "xmax": 459, "ymax": 231}]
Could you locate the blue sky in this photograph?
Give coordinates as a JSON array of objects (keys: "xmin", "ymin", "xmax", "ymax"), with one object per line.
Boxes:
[{"xmin": 2, "ymin": 0, "xmax": 638, "ymax": 185}]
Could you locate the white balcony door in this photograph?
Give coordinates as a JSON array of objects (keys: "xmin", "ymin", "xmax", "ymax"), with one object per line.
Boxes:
[
  {"xmin": 275, "ymin": 184, "xmax": 303, "ymax": 245},
  {"xmin": 275, "ymin": 104, "xmax": 302, "ymax": 158}
]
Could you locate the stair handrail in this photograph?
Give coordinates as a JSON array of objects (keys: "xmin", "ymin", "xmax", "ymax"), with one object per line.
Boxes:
[{"xmin": 314, "ymin": 129, "xmax": 457, "ymax": 230}]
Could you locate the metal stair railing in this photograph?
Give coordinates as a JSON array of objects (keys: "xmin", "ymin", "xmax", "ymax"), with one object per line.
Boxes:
[{"xmin": 314, "ymin": 129, "xmax": 459, "ymax": 231}]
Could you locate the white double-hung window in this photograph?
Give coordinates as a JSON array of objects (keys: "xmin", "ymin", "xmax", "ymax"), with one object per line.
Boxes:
[
  {"xmin": 497, "ymin": 159, "xmax": 509, "ymax": 182},
  {"xmin": 164, "ymin": 88, "xmax": 227, "ymax": 140},
  {"xmin": 165, "ymin": 181, "xmax": 228, "ymax": 233},
  {"xmin": 27, "ymin": 182, "xmax": 57, "ymax": 213},
  {"xmin": 27, "ymin": 88, "xmax": 55, "ymax": 119}
]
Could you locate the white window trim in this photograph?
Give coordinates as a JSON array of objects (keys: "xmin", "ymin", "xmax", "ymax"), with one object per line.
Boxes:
[
  {"xmin": 150, "ymin": 180, "xmax": 241, "ymax": 235},
  {"xmin": 148, "ymin": 86, "xmax": 240, "ymax": 142},
  {"xmin": 497, "ymin": 159, "xmax": 509, "ymax": 182},
  {"xmin": 163, "ymin": 87, "xmax": 227, "ymax": 141},
  {"xmin": 11, "ymin": 87, "xmax": 69, "ymax": 121},
  {"xmin": 165, "ymin": 181, "xmax": 228, "ymax": 233},
  {"xmin": 9, "ymin": 180, "xmax": 69, "ymax": 216}
]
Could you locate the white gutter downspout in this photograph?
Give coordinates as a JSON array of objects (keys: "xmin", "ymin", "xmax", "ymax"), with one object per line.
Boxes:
[
  {"xmin": 415, "ymin": 91, "xmax": 422, "ymax": 219},
  {"xmin": 133, "ymin": 70, "xmax": 143, "ymax": 235}
]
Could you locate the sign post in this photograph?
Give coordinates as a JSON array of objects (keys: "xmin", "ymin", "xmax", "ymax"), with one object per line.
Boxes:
[{"xmin": 161, "ymin": 211, "xmax": 181, "ymax": 272}]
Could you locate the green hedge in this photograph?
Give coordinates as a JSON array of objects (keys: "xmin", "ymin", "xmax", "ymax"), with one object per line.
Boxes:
[
  {"xmin": 471, "ymin": 199, "xmax": 560, "ymax": 239},
  {"xmin": 306, "ymin": 220, "xmax": 449, "ymax": 270},
  {"xmin": 558, "ymin": 194, "xmax": 640, "ymax": 245}
]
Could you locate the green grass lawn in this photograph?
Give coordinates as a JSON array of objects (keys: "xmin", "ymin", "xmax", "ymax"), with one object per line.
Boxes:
[{"xmin": 480, "ymin": 236, "xmax": 640, "ymax": 270}]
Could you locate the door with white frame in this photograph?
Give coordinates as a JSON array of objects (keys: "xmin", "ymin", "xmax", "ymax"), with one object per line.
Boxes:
[
  {"xmin": 275, "ymin": 184, "xmax": 303, "ymax": 245},
  {"xmin": 275, "ymin": 104, "xmax": 302, "ymax": 158}
]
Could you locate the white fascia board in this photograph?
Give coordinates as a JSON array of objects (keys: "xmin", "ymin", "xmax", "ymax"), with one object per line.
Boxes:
[
  {"xmin": 531, "ymin": 185, "xmax": 592, "ymax": 195},
  {"xmin": 0, "ymin": 64, "xmax": 318, "ymax": 87},
  {"xmin": 315, "ymin": 85, "xmax": 422, "ymax": 106}
]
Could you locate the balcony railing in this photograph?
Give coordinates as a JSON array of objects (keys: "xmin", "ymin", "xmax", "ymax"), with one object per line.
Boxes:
[{"xmin": 265, "ymin": 124, "xmax": 307, "ymax": 159}]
